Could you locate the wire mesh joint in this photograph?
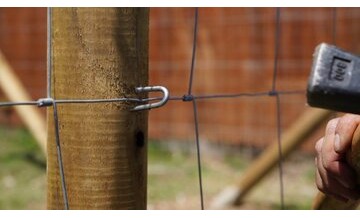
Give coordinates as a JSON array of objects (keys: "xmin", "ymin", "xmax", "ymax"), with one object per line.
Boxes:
[
  {"xmin": 182, "ymin": 94, "xmax": 194, "ymax": 102},
  {"xmin": 132, "ymin": 86, "xmax": 169, "ymax": 111},
  {"xmin": 37, "ymin": 98, "xmax": 54, "ymax": 107},
  {"xmin": 268, "ymin": 90, "xmax": 278, "ymax": 96}
]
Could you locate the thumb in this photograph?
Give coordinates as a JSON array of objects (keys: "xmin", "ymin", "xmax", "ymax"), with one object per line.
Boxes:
[
  {"xmin": 335, "ymin": 114, "xmax": 360, "ymax": 154},
  {"xmin": 334, "ymin": 133, "xmax": 347, "ymax": 153}
]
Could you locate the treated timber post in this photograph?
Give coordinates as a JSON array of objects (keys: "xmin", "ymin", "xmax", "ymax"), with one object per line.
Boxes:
[
  {"xmin": 313, "ymin": 126, "xmax": 360, "ymax": 209},
  {"xmin": 47, "ymin": 8, "xmax": 149, "ymax": 209}
]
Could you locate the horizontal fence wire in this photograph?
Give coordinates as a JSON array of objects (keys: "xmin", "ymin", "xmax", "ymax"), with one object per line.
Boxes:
[
  {"xmin": 0, "ymin": 7, "xmax": 341, "ymax": 210},
  {"xmin": 0, "ymin": 91, "xmax": 306, "ymax": 108},
  {"xmin": 0, "ymin": 98, "xmax": 152, "ymax": 107}
]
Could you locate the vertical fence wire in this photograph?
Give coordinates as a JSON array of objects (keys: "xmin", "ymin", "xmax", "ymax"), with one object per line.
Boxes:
[
  {"xmin": 187, "ymin": 8, "xmax": 199, "ymax": 96},
  {"xmin": 0, "ymin": 7, "xmax": 342, "ymax": 210},
  {"xmin": 275, "ymin": 95, "xmax": 285, "ymax": 209},
  {"xmin": 52, "ymin": 101, "xmax": 69, "ymax": 209},
  {"xmin": 272, "ymin": 7, "xmax": 285, "ymax": 210},
  {"xmin": 46, "ymin": 7, "xmax": 69, "ymax": 209},
  {"xmin": 185, "ymin": 7, "xmax": 205, "ymax": 210},
  {"xmin": 271, "ymin": 7, "xmax": 281, "ymax": 93},
  {"xmin": 192, "ymin": 99, "xmax": 204, "ymax": 210}
]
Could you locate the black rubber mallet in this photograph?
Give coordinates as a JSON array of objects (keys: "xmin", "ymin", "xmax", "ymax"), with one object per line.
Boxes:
[
  {"xmin": 307, "ymin": 43, "xmax": 360, "ymax": 114},
  {"xmin": 307, "ymin": 43, "xmax": 360, "ymax": 209}
]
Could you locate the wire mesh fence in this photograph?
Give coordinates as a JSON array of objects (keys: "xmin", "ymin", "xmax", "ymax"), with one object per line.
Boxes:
[{"xmin": 0, "ymin": 7, "xmax": 360, "ymax": 210}]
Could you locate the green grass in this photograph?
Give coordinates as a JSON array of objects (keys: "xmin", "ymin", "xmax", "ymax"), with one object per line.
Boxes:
[
  {"xmin": 147, "ymin": 141, "xmax": 318, "ymax": 209},
  {"xmin": 0, "ymin": 125, "xmax": 46, "ymax": 209},
  {"xmin": 147, "ymin": 141, "xmax": 251, "ymax": 209},
  {"xmin": 0, "ymin": 127, "xmax": 317, "ymax": 210},
  {"xmin": 148, "ymin": 141, "xmax": 200, "ymax": 202}
]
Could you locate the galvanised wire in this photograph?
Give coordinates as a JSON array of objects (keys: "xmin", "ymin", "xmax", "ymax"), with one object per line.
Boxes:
[
  {"xmin": 271, "ymin": 7, "xmax": 285, "ymax": 210},
  {"xmin": 1, "ymin": 7, "xmax": 339, "ymax": 210}
]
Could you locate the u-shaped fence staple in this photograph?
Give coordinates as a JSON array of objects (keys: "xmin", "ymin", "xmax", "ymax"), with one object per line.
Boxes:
[{"xmin": 132, "ymin": 86, "xmax": 170, "ymax": 111}]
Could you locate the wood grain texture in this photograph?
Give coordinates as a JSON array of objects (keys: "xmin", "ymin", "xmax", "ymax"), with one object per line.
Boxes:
[{"xmin": 47, "ymin": 8, "xmax": 149, "ymax": 209}]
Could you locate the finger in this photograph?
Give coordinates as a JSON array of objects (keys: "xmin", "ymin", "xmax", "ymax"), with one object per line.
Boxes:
[
  {"xmin": 315, "ymin": 137, "xmax": 324, "ymax": 154},
  {"xmin": 321, "ymin": 118, "xmax": 339, "ymax": 162},
  {"xmin": 315, "ymin": 168, "xmax": 348, "ymax": 202},
  {"xmin": 321, "ymin": 118, "xmax": 357, "ymax": 188},
  {"xmin": 335, "ymin": 114, "xmax": 360, "ymax": 153},
  {"xmin": 320, "ymin": 135, "xmax": 357, "ymax": 188},
  {"xmin": 317, "ymin": 152, "xmax": 331, "ymax": 190},
  {"xmin": 322, "ymin": 159, "xmax": 357, "ymax": 189},
  {"xmin": 325, "ymin": 118, "xmax": 340, "ymax": 136},
  {"xmin": 317, "ymin": 152, "xmax": 360, "ymax": 200},
  {"xmin": 315, "ymin": 167, "xmax": 326, "ymax": 193}
]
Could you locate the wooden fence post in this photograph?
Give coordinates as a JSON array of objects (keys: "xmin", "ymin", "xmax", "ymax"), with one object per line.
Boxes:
[{"xmin": 47, "ymin": 8, "xmax": 149, "ymax": 209}]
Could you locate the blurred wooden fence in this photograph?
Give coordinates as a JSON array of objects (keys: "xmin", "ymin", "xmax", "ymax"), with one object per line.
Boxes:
[{"xmin": 1, "ymin": 8, "xmax": 360, "ymax": 151}]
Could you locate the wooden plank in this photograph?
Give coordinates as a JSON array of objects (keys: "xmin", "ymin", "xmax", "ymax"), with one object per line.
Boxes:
[
  {"xmin": 47, "ymin": 8, "xmax": 149, "ymax": 209},
  {"xmin": 0, "ymin": 51, "xmax": 46, "ymax": 153},
  {"xmin": 211, "ymin": 108, "xmax": 333, "ymax": 209}
]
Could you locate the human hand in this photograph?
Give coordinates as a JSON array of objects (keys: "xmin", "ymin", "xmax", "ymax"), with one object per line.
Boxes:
[{"xmin": 315, "ymin": 114, "xmax": 360, "ymax": 202}]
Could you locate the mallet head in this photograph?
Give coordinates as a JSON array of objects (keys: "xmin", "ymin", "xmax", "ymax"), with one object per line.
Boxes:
[{"xmin": 307, "ymin": 43, "xmax": 360, "ymax": 114}]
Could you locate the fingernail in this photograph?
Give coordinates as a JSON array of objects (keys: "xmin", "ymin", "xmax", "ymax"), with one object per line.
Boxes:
[{"xmin": 334, "ymin": 134, "xmax": 341, "ymax": 152}]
